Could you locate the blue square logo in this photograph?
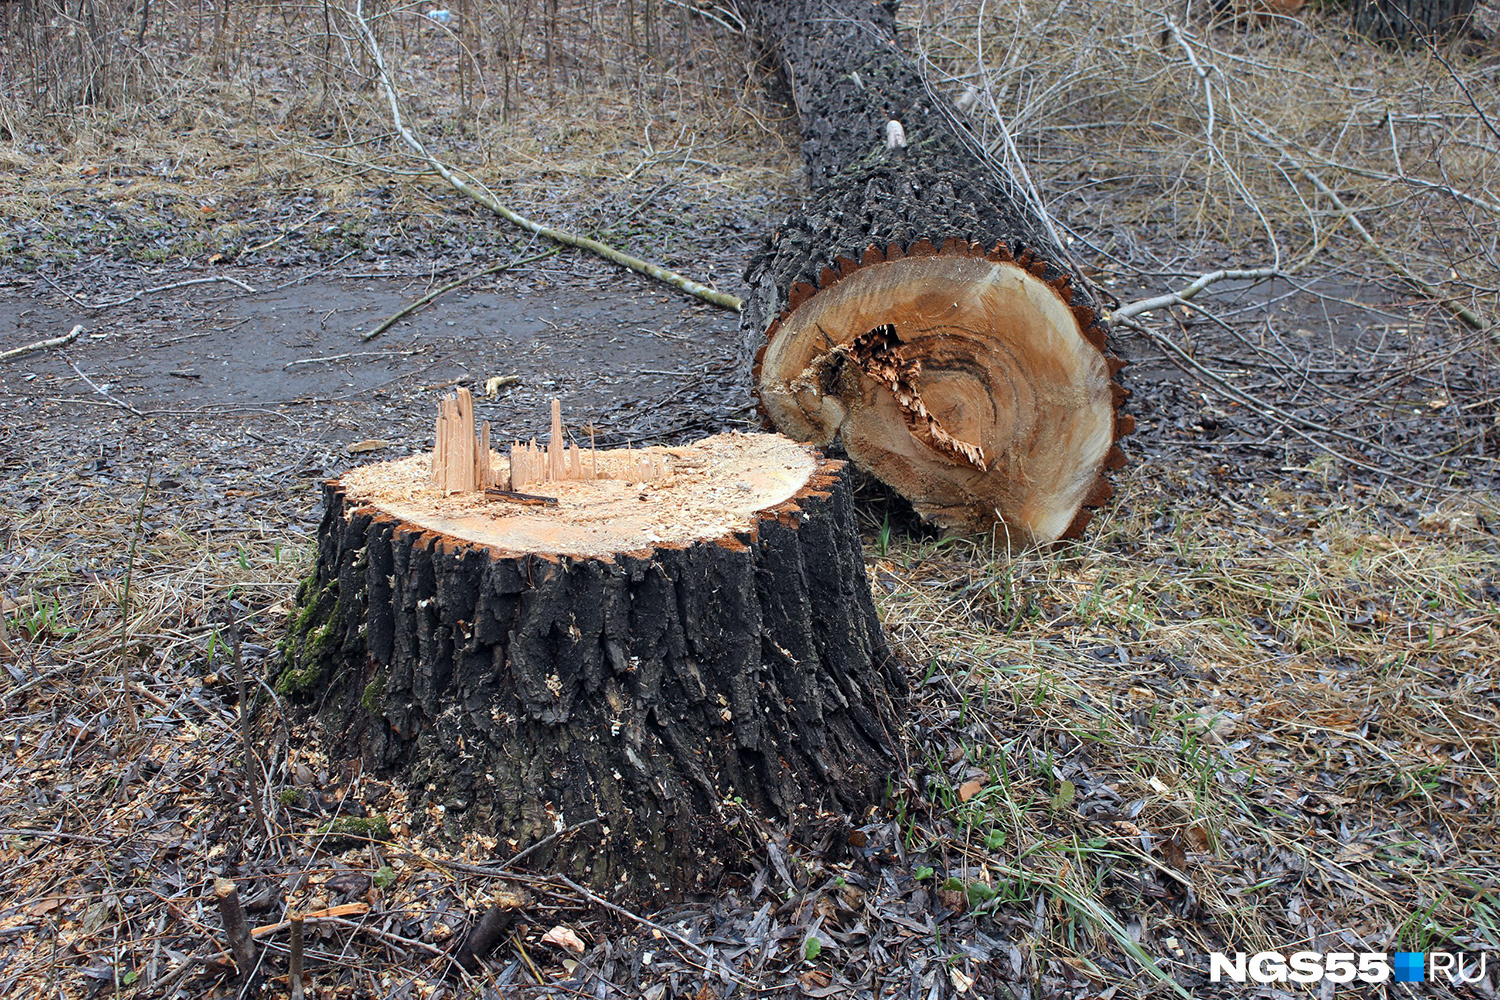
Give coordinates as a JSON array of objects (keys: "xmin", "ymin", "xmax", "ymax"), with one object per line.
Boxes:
[{"xmin": 1394, "ymin": 952, "xmax": 1425, "ymax": 983}]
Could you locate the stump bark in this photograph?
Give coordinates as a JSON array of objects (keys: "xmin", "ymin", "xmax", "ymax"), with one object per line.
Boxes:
[
  {"xmin": 277, "ymin": 432, "xmax": 903, "ymax": 900},
  {"xmin": 1351, "ymin": 0, "xmax": 1475, "ymax": 40},
  {"xmin": 741, "ymin": 0, "xmax": 1130, "ymax": 545}
]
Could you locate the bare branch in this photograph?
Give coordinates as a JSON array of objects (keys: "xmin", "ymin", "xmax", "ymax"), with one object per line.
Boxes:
[
  {"xmin": 0, "ymin": 325, "xmax": 83, "ymax": 363},
  {"xmin": 345, "ymin": 0, "xmax": 742, "ymax": 313}
]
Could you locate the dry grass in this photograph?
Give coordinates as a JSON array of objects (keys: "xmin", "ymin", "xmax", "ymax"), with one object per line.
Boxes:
[
  {"xmin": 0, "ymin": 0, "xmax": 798, "ymax": 264},
  {"xmin": 869, "ymin": 462, "xmax": 1500, "ymax": 990},
  {"xmin": 910, "ymin": 0, "xmax": 1500, "ymax": 319}
]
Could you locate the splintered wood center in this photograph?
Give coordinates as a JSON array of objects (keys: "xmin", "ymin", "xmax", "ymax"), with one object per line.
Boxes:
[
  {"xmin": 757, "ymin": 254, "xmax": 1116, "ymax": 543},
  {"xmin": 338, "ymin": 432, "xmax": 820, "ymax": 558}
]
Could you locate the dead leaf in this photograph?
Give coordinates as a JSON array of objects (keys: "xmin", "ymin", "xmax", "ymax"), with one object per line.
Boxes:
[
  {"xmin": 1160, "ymin": 836, "xmax": 1188, "ymax": 869},
  {"xmin": 1336, "ymin": 842, "xmax": 1375, "ymax": 865},
  {"xmin": 540, "ymin": 924, "xmax": 586, "ymax": 954},
  {"xmin": 937, "ymin": 887, "xmax": 967, "ymax": 913},
  {"xmin": 29, "ymin": 897, "xmax": 62, "ymax": 918},
  {"xmin": 80, "ymin": 899, "xmax": 113, "ymax": 937},
  {"xmin": 346, "ymin": 439, "xmax": 392, "ymax": 455},
  {"xmin": 957, "ymin": 779, "xmax": 985, "ymax": 802},
  {"xmin": 799, "ymin": 969, "xmax": 832, "ymax": 990},
  {"xmin": 950, "ymin": 968, "xmax": 975, "ymax": 993}
]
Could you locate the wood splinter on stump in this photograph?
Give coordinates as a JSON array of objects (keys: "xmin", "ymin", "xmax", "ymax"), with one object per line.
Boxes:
[
  {"xmin": 740, "ymin": 0, "xmax": 1132, "ymax": 546},
  {"xmin": 278, "ymin": 397, "xmax": 904, "ymax": 900}
]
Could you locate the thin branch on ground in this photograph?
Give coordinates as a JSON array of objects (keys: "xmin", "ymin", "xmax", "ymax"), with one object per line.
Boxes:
[
  {"xmin": 1117, "ymin": 314, "xmax": 1473, "ymax": 489},
  {"xmin": 89, "ymin": 275, "xmax": 258, "ymax": 308},
  {"xmin": 1249, "ymin": 127, "xmax": 1490, "ymax": 339},
  {"xmin": 361, "ymin": 248, "xmax": 561, "ymax": 342},
  {"xmin": 552, "ymin": 874, "xmax": 736, "ymax": 977},
  {"xmin": 64, "ymin": 357, "xmax": 144, "ymax": 416},
  {"xmin": 1110, "ymin": 267, "xmax": 1283, "ymax": 322},
  {"xmin": 0, "ymin": 324, "xmax": 84, "ymax": 363}
]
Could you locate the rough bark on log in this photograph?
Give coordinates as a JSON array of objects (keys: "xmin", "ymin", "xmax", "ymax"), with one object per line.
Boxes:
[
  {"xmin": 1352, "ymin": 0, "xmax": 1475, "ymax": 40},
  {"xmin": 740, "ymin": 0, "xmax": 1130, "ymax": 545},
  {"xmin": 275, "ymin": 433, "xmax": 903, "ymax": 901}
]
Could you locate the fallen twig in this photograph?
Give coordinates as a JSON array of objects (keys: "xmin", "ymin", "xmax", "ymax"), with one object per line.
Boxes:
[
  {"xmin": 0, "ymin": 826, "xmax": 112, "ymax": 844},
  {"xmin": 243, "ymin": 208, "xmax": 326, "ymax": 256},
  {"xmin": 0, "ymin": 324, "xmax": 84, "ymax": 363},
  {"xmin": 0, "ymin": 663, "xmax": 81, "ymax": 707},
  {"xmin": 362, "ymin": 249, "xmax": 560, "ymax": 342},
  {"xmin": 347, "ymin": 0, "xmax": 743, "ymax": 313},
  {"xmin": 1110, "ymin": 267, "xmax": 1283, "ymax": 322},
  {"xmin": 89, "ymin": 275, "xmax": 257, "ymax": 308},
  {"xmin": 252, "ymin": 902, "xmax": 371, "ymax": 938},
  {"xmin": 283, "ymin": 348, "xmax": 426, "ymax": 368},
  {"xmin": 1296, "ymin": 159, "xmax": 1489, "ymax": 336},
  {"xmin": 1250, "ymin": 127, "xmax": 1491, "ymax": 340},
  {"xmin": 553, "ymin": 874, "xmax": 722, "ymax": 970},
  {"xmin": 90, "ymin": 275, "xmax": 257, "ymax": 308},
  {"xmin": 315, "ymin": 915, "xmax": 447, "ymax": 958},
  {"xmin": 1117, "ymin": 314, "xmax": 1470, "ymax": 489},
  {"xmin": 66, "ymin": 357, "xmax": 144, "ymax": 417}
]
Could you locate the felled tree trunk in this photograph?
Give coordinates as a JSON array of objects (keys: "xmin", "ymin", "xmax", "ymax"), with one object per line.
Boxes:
[
  {"xmin": 740, "ymin": 0, "xmax": 1129, "ymax": 545},
  {"xmin": 1352, "ymin": 0, "xmax": 1475, "ymax": 41},
  {"xmin": 276, "ymin": 432, "xmax": 903, "ymax": 900}
]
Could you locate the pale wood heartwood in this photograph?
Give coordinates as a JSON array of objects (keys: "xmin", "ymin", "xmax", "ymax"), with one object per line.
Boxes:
[{"xmin": 428, "ymin": 393, "xmax": 669, "ymax": 495}]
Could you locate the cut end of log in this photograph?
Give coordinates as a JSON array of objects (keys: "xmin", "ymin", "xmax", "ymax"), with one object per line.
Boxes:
[
  {"xmin": 341, "ymin": 432, "xmax": 822, "ymax": 558},
  {"xmin": 756, "ymin": 247, "xmax": 1124, "ymax": 545}
]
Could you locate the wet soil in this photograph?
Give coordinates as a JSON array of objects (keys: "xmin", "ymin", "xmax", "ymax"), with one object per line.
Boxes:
[
  {"xmin": 4, "ymin": 247, "xmax": 1494, "ymax": 538},
  {"xmin": 0, "ymin": 248, "xmax": 767, "ymax": 549}
]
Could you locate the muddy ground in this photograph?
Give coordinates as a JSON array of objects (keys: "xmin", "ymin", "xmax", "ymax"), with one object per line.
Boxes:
[{"xmin": 5, "ymin": 223, "xmax": 1491, "ymax": 508}]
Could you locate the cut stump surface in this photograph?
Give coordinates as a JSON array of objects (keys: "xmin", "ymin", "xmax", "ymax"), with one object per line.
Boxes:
[
  {"xmin": 741, "ymin": 0, "xmax": 1130, "ymax": 544},
  {"xmin": 278, "ymin": 432, "xmax": 904, "ymax": 900},
  {"xmin": 758, "ymin": 250, "xmax": 1121, "ymax": 545}
]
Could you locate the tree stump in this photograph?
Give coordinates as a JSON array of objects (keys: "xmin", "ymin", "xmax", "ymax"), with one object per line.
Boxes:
[
  {"xmin": 1351, "ymin": 0, "xmax": 1475, "ymax": 41},
  {"xmin": 277, "ymin": 429, "xmax": 903, "ymax": 900},
  {"xmin": 740, "ymin": 0, "xmax": 1130, "ymax": 545}
]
